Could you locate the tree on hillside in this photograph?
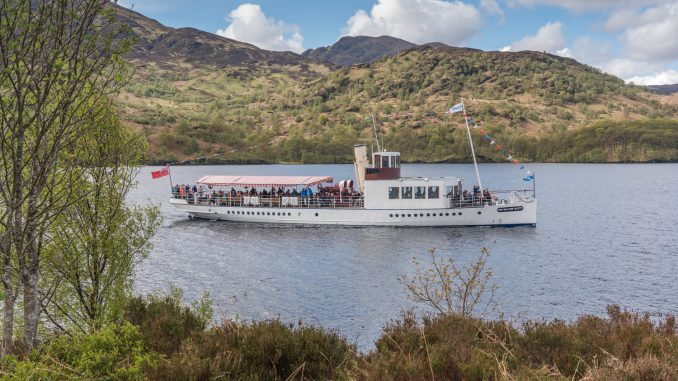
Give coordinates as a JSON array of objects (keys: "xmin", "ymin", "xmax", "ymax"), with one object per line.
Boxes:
[{"xmin": 0, "ymin": 0, "xmax": 132, "ymax": 352}]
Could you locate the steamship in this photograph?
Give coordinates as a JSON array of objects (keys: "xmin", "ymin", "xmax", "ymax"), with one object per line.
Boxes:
[{"xmin": 169, "ymin": 144, "xmax": 537, "ymax": 227}]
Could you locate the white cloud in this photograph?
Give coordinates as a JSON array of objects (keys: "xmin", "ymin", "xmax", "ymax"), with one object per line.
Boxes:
[
  {"xmin": 507, "ymin": 0, "xmax": 658, "ymax": 11},
  {"xmin": 601, "ymin": 58, "xmax": 665, "ymax": 79},
  {"xmin": 503, "ymin": 22, "xmax": 566, "ymax": 53},
  {"xmin": 567, "ymin": 37, "xmax": 611, "ymax": 65},
  {"xmin": 626, "ymin": 70, "xmax": 678, "ymax": 85},
  {"xmin": 481, "ymin": 0, "xmax": 503, "ymax": 15},
  {"xmin": 342, "ymin": 0, "xmax": 482, "ymax": 45},
  {"xmin": 216, "ymin": 4, "xmax": 304, "ymax": 53},
  {"xmin": 618, "ymin": 2, "xmax": 678, "ymax": 61}
]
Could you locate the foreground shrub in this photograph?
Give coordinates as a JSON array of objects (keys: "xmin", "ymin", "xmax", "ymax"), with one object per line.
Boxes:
[
  {"xmin": 363, "ymin": 307, "xmax": 678, "ymax": 381},
  {"xmin": 124, "ymin": 289, "xmax": 211, "ymax": 355},
  {"xmin": 516, "ymin": 305, "xmax": 678, "ymax": 378},
  {"xmin": 0, "ymin": 323, "xmax": 155, "ymax": 381},
  {"xmin": 359, "ymin": 312, "xmax": 498, "ymax": 381},
  {"xmin": 146, "ymin": 320, "xmax": 356, "ymax": 381}
]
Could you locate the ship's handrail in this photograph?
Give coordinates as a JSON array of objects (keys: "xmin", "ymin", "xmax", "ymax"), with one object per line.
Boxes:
[
  {"xmin": 172, "ymin": 193, "xmax": 365, "ymax": 209},
  {"xmin": 446, "ymin": 189, "xmax": 535, "ymax": 208}
]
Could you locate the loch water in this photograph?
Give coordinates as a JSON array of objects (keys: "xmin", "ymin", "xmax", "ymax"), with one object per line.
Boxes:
[{"xmin": 130, "ymin": 163, "xmax": 678, "ymax": 350}]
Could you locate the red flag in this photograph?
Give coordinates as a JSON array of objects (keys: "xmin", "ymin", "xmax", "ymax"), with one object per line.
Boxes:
[{"xmin": 151, "ymin": 165, "xmax": 169, "ymax": 179}]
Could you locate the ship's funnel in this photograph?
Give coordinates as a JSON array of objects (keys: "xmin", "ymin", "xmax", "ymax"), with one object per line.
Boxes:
[{"xmin": 354, "ymin": 144, "xmax": 368, "ymax": 193}]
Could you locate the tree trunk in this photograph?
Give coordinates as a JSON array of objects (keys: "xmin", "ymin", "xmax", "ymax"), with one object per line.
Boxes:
[
  {"xmin": 21, "ymin": 189, "xmax": 43, "ymax": 349},
  {"xmin": 2, "ymin": 232, "xmax": 15, "ymax": 356},
  {"xmin": 22, "ymin": 267, "xmax": 40, "ymax": 349}
]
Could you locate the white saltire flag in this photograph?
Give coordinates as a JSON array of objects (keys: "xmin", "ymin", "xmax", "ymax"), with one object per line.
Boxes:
[
  {"xmin": 523, "ymin": 170, "xmax": 534, "ymax": 182},
  {"xmin": 449, "ymin": 103, "xmax": 464, "ymax": 114}
]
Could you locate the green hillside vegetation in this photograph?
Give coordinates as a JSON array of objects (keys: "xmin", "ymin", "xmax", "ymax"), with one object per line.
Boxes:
[{"xmin": 116, "ymin": 10, "xmax": 678, "ymax": 164}]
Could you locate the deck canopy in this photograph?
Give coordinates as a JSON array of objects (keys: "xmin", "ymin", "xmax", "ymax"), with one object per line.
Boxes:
[{"xmin": 196, "ymin": 175, "xmax": 334, "ymax": 188}]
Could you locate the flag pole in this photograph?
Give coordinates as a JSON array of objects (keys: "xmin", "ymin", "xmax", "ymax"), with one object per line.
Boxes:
[
  {"xmin": 167, "ymin": 164, "xmax": 173, "ymax": 187},
  {"xmin": 461, "ymin": 99, "xmax": 483, "ymax": 191}
]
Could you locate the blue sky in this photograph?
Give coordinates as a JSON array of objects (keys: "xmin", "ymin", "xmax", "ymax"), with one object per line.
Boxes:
[{"xmin": 117, "ymin": 0, "xmax": 678, "ymax": 85}]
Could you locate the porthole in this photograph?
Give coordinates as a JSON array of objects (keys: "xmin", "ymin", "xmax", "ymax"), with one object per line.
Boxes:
[
  {"xmin": 445, "ymin": 213, "xmax": 450, "ymax": 216},
  {"xmin": 246, "ymin": 211, "xmax": 250, "ymax": 215},
  {"xmin": 315, "ymin": 213, "xmax": 319, "ymax": 217},
  {"xmin": 459, "ymin": 212, "xmax": 463, "ymax": 216},
  {"xmin": 257, "ymin": 212, "xmax": 260, "ymax": 215},
  {"xmin": 413, "ymin": 214, "xmax": 417, "ymax": 217},
  {"xmin": 395, "ymin": 214, "xmax": 399, "ymax": 217},
  {"xmin": 289, "ymin": 212, "xmax": 292, "ymax": 216},
  {"xmin": 407, "ymin": 214, "xmax": 411, "ymax": 217},
  {"xmin": 426, "ymin": 213, "xmax": 430, "ymax": 217},
  {"xmin": 389, "ymin": 214, "xmax": 393, "ymax": 217},
  {"xmin": 477, "ymin": 211, "xmax": 481, "ymax": 215},
  {"xmin": 420, "ymin": 214, "xmax": 423, "ymax": 217}
]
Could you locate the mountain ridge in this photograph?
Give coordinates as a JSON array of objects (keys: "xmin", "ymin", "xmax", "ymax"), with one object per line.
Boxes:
[{"xmin": 110, "ymin": 5, "xmax": 678, "ymax": 164}]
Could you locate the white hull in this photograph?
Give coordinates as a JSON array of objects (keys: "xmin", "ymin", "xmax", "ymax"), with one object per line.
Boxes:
[{"xmin": 170, "ymin": 198, "xmax": 536, "ymax": 227}]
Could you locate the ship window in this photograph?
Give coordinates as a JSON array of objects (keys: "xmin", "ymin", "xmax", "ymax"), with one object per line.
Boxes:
[
  {"xmin": 388, "ymin": 187, "xmax": 400, "ymax": 199},
  {"xmin": 402, "ymin": 187, "xmax": 412, "ymax": 199},
  {"xmin": 415, "ymin": 186, "xmax": 426, "ymax": 199},
  {"xmin": 407, "ymin": 214, "xmax": 411, "ymax": 217},
  {"xmin": 389, "ymin": 214, "xmax": 393, "ymax": 217},
  {"xmin": 395, "ymin": 214, "xmax": 399, "ymax": 217},
  {"xmin": 428, "ymin": 186, "xmax": 439, "ymax": 199},
  {"xmin": 426, "ymin": 213, "xmax": 430, "ymax": 217},
  {"xmin": 382, "ymin": 155, "xmax": 389, "ymax": 168},
  {"xmin": 374, "ymin": 154, "xmax": 381, "ymax": 168},
  {"xmin": 432, "ymin": 213, "xmax": 436, "ymax": 216},
  {"xmin": 445, "ymin": 213, "xmax": 450, "ymax": 216},
  {"xmin": 394, "ymin": 156, "xmax": 400, "ymax": 168}
]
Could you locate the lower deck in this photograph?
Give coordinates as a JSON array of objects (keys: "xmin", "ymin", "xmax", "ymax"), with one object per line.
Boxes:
[{"xmin": 170, "ymin": 197, "xmax": 537, "ymax": 227}]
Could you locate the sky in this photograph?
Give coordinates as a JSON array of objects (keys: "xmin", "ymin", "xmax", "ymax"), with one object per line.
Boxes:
[{"xmin": 116, "ymin": 0, "xmax": 678, "ymax": 85}]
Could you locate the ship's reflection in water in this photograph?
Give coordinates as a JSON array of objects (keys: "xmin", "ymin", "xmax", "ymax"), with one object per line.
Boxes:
[{"xmin": 133, "ymin": 163, "xmax": 678, "ymax": 350}]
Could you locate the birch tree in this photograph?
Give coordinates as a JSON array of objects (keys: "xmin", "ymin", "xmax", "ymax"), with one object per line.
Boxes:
[
  {"xmin": 0, "ymin": 0, "xmax": 131, "ymax": 352},
  {"xmin": 41, "ymin": 109, "xmax": 161, "ymax": 334}
]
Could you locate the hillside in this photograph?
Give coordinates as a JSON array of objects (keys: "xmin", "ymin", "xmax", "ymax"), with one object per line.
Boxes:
[
  {"xmin": 647, "ymin": 84, "xmax": 678, "ymax": 95},
  {"xmin": 111, "ymin": 6, "xmax": 678, "ymax": 164},
  {"xmin": 301, "ymin": 35, "xmax": 417, "ymax": 66}
]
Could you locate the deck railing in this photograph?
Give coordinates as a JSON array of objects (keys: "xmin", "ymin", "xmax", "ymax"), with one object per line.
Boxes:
[
  {"xmin": 172, "ymin": 193, "xmax": 365, "ymax": 208},
  {"xmin": 446, "ymin": 189, "xmax": 535, "ymax": 208}
]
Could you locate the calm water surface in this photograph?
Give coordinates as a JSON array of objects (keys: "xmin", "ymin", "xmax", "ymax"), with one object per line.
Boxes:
[{"xmin": 129, "ymin": 163, "xmax": 678, "ymax": 350}]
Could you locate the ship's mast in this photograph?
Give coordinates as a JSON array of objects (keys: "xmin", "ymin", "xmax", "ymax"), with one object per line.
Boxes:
[{"xmin": 461, "ymin": 99, "xmax": 483, "ymax": 190}]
